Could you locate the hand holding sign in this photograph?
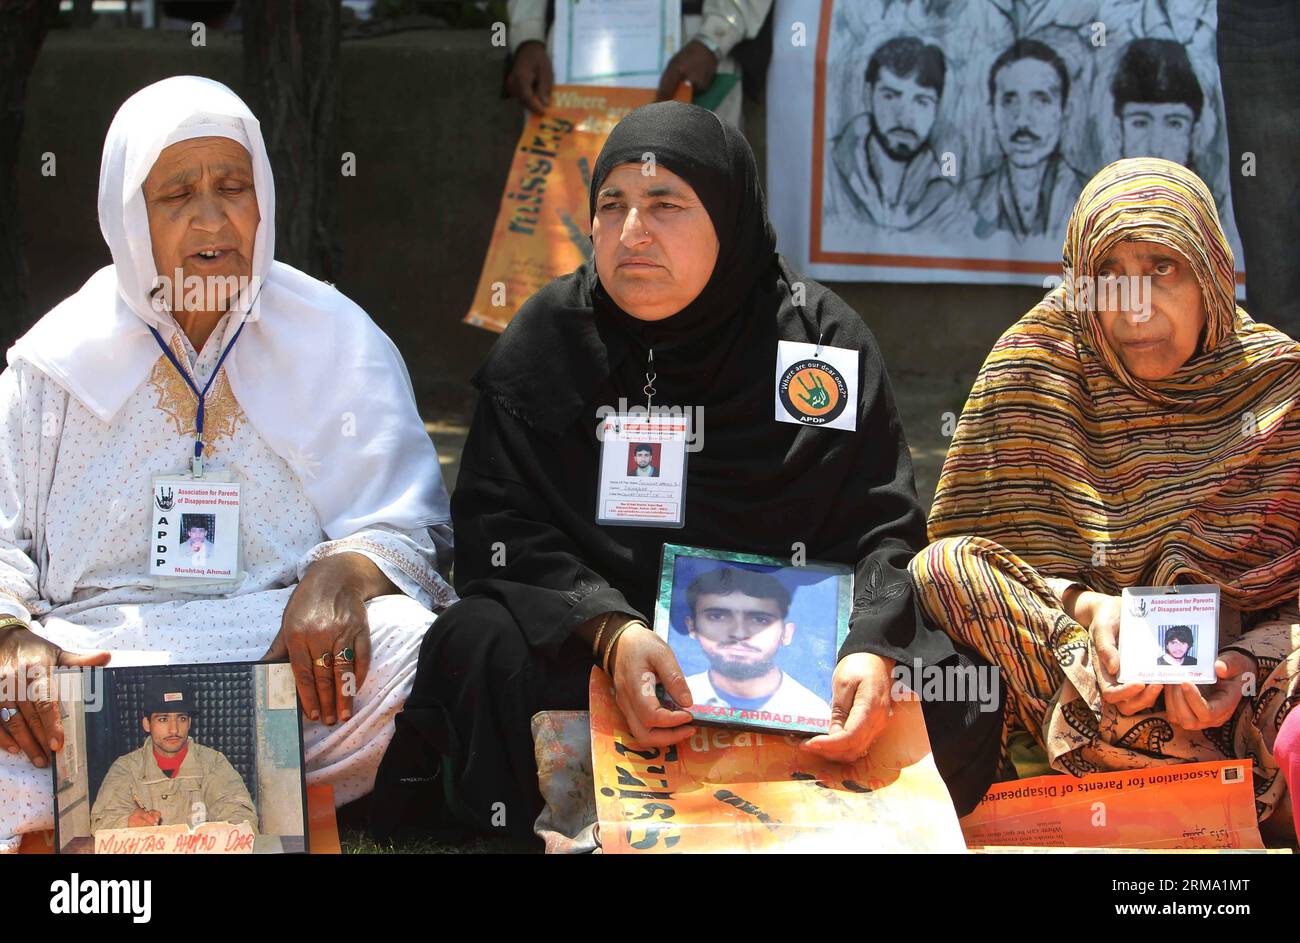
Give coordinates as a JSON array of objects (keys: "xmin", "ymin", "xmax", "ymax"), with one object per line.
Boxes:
[
  {"xmin": 802, "ymin": 652, "xmax": 895, "ymax": 762},
  {"xmin": 0, "ymin": 627, "xmax": 110, "ymax": 767},
  {"xmin": 1076, "ymin": 592, "xmax": 1164, "ymax": 715},
  {"xmin": 1165, "ymin": 650, "xmax": 1256, "ymax": 731},
  {"xmin": 610, "ymin": 623, "xmax": 695, "ymax": 748},
  {"xmin": 265, "ymin": 552, "xmax": 394, "ymax": 725}
]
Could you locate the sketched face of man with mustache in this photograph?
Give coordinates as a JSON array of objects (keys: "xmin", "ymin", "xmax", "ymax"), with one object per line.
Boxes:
[
  {"xmin": 991, "ymin": 54, "xmax": 1067, "ymax": 168},
  {"xmin": 686, "ymin": 575, "xmax": 795, "ymax": 681}
]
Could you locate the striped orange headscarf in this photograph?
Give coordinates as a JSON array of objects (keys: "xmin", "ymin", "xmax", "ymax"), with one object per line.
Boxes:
[{"xmin": 929, "ymin": 158, "xmax": 1300, "ymax": 609}]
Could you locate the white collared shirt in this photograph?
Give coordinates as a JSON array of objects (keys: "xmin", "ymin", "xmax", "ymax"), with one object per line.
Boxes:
[{"xmin": 686, "ymin": 669, "xmax": 831, "ymax": 719}]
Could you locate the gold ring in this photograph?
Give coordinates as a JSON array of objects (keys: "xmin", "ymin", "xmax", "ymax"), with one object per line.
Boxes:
[{"xmin": 313, "ymin": 652, "xmax": 333, "ymax": 669}]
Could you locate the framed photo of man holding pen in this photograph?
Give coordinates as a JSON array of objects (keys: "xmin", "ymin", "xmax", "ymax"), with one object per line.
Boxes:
[{"xmin": 52, "ymin": 662, "xmax": 308, "ymax": 854}]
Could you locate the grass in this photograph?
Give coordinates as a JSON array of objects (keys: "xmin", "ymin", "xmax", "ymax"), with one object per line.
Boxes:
[
  {"xmin": 340, "ymin": 828, "xmax": 535, "ymax": 854},
  {"xmin": 333, "ymin": 799, "xmax": 540, "ymax": 853}
]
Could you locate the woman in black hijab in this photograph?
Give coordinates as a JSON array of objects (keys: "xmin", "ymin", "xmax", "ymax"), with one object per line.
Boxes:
[{"xmin": 372, "ymin": 102, "xmax": 1001, "ymax": 842}]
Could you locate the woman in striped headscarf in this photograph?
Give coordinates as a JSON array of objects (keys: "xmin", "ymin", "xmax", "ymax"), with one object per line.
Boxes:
[{"xmin": 910, "ymin": 157, "xmax": 1300, "ymax": 826}]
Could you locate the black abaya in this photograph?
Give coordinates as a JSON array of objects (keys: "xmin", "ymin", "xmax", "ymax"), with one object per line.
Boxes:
[{"xmin": 371, "ymin": 103, "xmax": 1001, "ymax": 843}]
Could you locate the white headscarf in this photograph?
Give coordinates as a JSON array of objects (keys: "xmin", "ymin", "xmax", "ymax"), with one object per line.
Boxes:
[{"xmin": 8, "ymin": 75, "xmax": 450, "ymax": 538}]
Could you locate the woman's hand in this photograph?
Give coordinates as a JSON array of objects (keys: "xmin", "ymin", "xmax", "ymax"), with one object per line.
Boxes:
[
  {"xmin": 801, "ymin": 652, "xmax": 895, "ymax": 762},
  {"xmin": 265, "ymin": 553, "xmax": 396, "ymax": 726},
  {"xmin": 607, "ymin": 622, "xmax": 695, "ymax": 748},
  {"xmin": 0, "ymin": 626, "xmax": 110, "ymax": 767},
  {"xmin": 1075, "ymin": 591, "xmax": 1164, "ymax": 715},
  {"xmin": 127, "ymin": 808, "xmax": 163, "ymax": 828},
  {"xmin": 1166, "ymin": 650, "xmax": 1255, "ymax": 731}
]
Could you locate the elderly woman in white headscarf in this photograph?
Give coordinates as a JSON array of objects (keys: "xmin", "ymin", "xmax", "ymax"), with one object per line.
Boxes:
[{"xmin": 0, "ymin": 76, "xmax": 455, "ymax": 850}]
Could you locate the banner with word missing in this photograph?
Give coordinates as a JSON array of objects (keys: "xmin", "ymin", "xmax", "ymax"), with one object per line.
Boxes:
[
  {"xmin": 465, "ymin": 86, "xmax": 689, "ymax": 333},
  {"xmin": 589, "ymin": 669, "xmax": 965, "ymax": 852}
]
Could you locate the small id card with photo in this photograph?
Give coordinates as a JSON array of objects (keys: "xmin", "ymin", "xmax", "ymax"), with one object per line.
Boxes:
[
  {"xmin": 1118, "ymin": 584, "xmax": 1219, "ymax": 684},
  {"xmin": 595, "ymin": 413, "xmax": 688, "ymax": 528},
  {"xmin": 149, "ymin": 472, "xmax": 242, "ymax": 585}
]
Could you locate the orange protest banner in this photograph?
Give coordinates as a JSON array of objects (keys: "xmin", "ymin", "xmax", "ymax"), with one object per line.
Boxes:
[
  {"xmin": 960, "ymin": 759, "xmax": 1265, "ymax": 851},
  {"xmin": 465, "ymin": 85, "xmax": 685, "ymax": 333},
  {"xmin": 589, "ymin": 668, "xmax": 966, "ymax": 852},
  {"xmin": 307, "ymin": 783, "xmax": 341, "ymax": 854}
]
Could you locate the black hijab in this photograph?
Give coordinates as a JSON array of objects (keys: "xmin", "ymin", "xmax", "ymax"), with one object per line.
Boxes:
[
  {"xmin": 456, "ymin": 101, "xmax": 952, "ymax": 669},
  {"xmin": 482, "ymin": 101, "xmax": 779, "ymax": 434}
]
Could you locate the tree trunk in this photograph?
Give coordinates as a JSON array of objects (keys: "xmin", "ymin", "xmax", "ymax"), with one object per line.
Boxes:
[
  {"xmin": 0, "ymin": 0, "xmax": 57, "ymax": 345},
  {"xmin": 241, "ymin": 0, "xmax": 342, "ymax": 281}
]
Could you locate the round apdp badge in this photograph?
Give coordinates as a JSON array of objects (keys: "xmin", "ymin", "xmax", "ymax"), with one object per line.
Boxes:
[{"xmin": 778, "ymin": 359, "xmax": 848, "ymax": 425}]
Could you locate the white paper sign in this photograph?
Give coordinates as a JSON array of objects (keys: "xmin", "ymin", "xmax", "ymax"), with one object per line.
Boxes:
[
  {"xmin": 551, "ymin": 0, "xmax": 681, "ymax": 89},
  {"xmin": 150, "ymin": 475, "xmax": 241, "ymax": 581},
  {"xmin": 595, "ymin": 413, "xmax": 688, "ymax": 528},
  {"xmin": 94, "ymin": 821, "xmax": 256, "ymax": 855},
  {"xmin": 774, "ymin": 339, "xmax": 859, "ymax": 431},
  {"xmin": 1119, "ymin": 584, "xmax": 1219, "ymax": 684}
]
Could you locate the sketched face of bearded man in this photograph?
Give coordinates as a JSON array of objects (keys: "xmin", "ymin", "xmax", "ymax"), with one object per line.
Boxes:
[{"xmin": 868, "ymin": 66, "xmax": 940, "ymax": 162}]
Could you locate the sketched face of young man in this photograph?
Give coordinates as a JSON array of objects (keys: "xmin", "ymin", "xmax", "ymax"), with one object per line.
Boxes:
[
  {"xmin": 143, "ymin": 711, "xmax": 192, "ymax": 756},
  {"xmin": 685, "ymin": 568, "xmax": 794, "ymax": 680},
  {"xmin": 1120, "ymin": 103, "xmax": 1196, "ymax": 165},
  {"xmin": 1112, "ymin": 39, "xmax": 1203, "ymax": 168},
  {"xmin": 989, "ymin": 42, "xmax": 1069, "ymax": 169},
  {"xmin": 865, "ymin": 37, "xmax": 945, "ymax": 162}
]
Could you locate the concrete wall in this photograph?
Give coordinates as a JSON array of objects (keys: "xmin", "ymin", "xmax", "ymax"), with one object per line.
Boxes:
[{"xmin": 17, "ymin": 28, "xmax": 1038, "ymax": 433}]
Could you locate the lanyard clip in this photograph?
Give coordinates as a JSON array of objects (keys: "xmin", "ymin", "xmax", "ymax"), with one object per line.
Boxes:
[
  {"xmin": 644, "ymin": 347, "xmax": 657, "ymax": 413},
  {"xmin": 192, "ymin": 439, "xmax": 204, "ymax": 479}
]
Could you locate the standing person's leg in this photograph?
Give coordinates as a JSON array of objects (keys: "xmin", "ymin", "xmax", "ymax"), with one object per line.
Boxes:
[{"xmin": 1217, "ymin": 0, "xmax": 1300, "ymax": 336}]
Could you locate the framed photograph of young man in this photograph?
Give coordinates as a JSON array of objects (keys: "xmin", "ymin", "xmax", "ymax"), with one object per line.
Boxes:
[
  {"xmin": 52, "ymin": 661, "xmax": 309, "ymax": 854},
  {"xmin": 652, "ymin": 544, "xmax": 852, "ymax": 736}
]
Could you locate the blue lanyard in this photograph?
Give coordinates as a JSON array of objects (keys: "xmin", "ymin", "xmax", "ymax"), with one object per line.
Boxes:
[{"xmin": 149, "ymin": 321, "xmax": 247, "ymax": 477}]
